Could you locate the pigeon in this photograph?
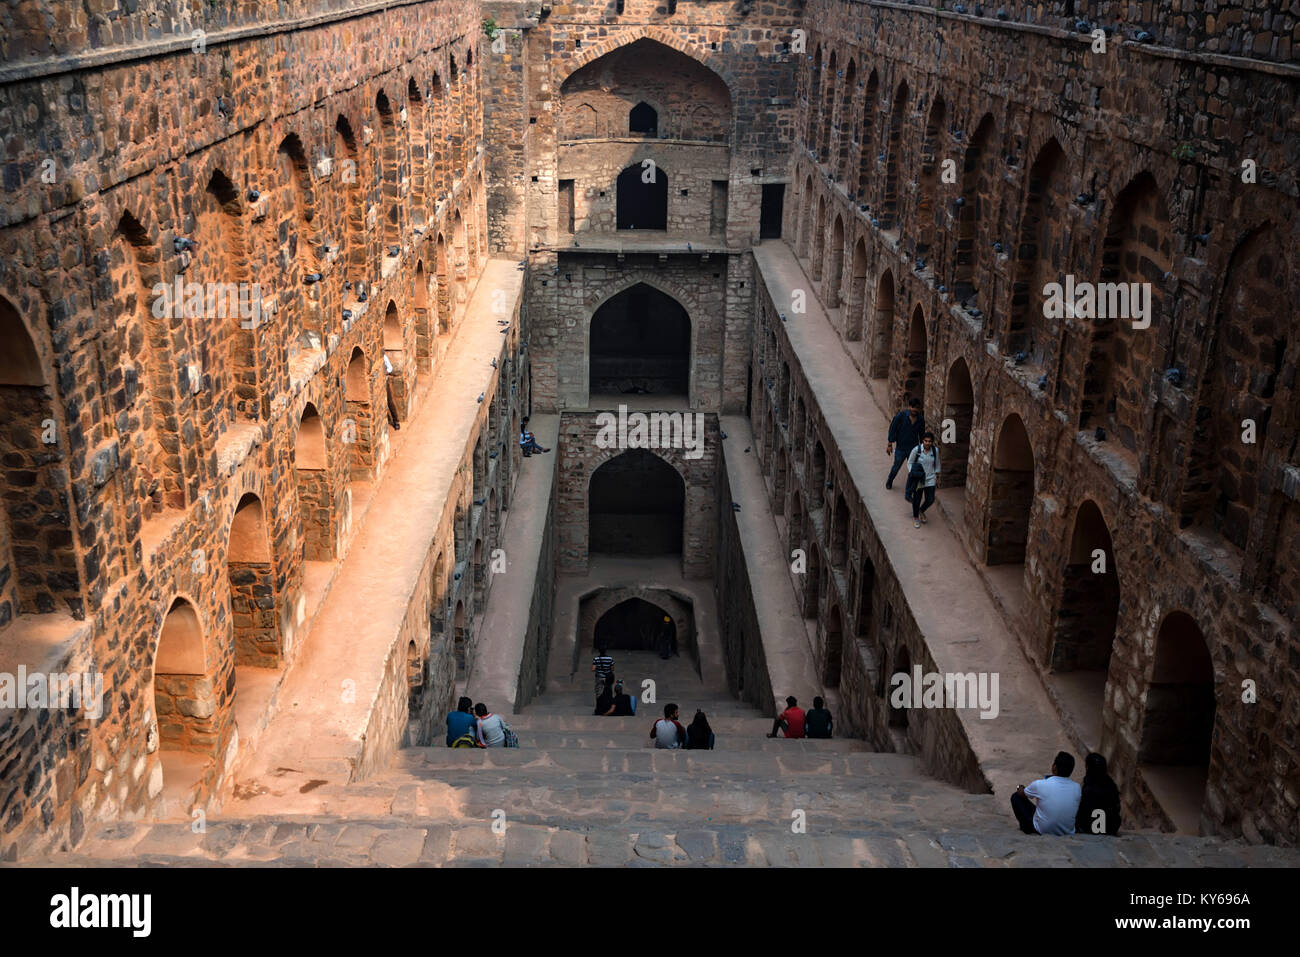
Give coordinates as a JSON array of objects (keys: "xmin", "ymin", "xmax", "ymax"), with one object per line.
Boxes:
[
  {"xmin": 1095, "ymin": 427, "xmax": 1106, "ymax": 441},
  {"xmin": 721, "ymin": 431, "xmax": 728, "ymax": 439},
  {"xmin": 172, "ymin": 237, "xmax": 197, "ymax": 253},
  {"xmin": 687, "ymin": 242, "xmax": 693, "ymax": 252},
  {"xmin": 247, "ymin": 189, "xmax": 260, "ymax": 202},
  {"xmin": 491, "ymin": 358, "xmax": 497, "ymax": 368},
  {"xmin": 1013, "ymin": 351, "xmax": 1027, "ymax": 365},
  {"xmin": 477, "ymin": 393, "xmax": 484, "ymax": 403},
  {"xmin": 304, "ymin": 273, "xmax": 323, "ymax": 284},
  {"xmin": 1135, "ymin": 30, "xmax": 1155, "ymax": 43},
  {"xmin": 1165, "ymin": 368, "xmax": 1183, "ymax": 386},
  {"xmin": 744, "ymin": 447, "xmax": 751, "ymax": 453},
  {"xmin": 731, "ymin": 502, "xmax": 741, "ymax": 511}
]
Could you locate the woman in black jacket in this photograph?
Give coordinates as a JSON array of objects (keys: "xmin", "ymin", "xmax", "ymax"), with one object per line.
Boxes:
[{"xmin": 1075, "ymin": 752, "xmax": 1122, "ymax": 835}]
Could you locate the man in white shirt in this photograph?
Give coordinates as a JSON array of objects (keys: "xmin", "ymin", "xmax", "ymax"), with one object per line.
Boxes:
[
  {"xmin": 1011, "ymin": 751, "xmax": 1082, "ymax": 835},
  {"xmin": 650, "ymin": 703, "xmax": 686, "ymax": 750}
]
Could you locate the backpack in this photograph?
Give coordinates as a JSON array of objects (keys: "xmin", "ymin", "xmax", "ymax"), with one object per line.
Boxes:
[
  {"xmin": 451, "ymin": 732, "xmax": 479, "ymax": 748},
  {"xmin": 503, "ymin": 725, "xmax": 519, "ymax": 748}
]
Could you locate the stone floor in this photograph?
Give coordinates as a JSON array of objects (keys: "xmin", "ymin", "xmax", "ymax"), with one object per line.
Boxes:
[{"xmin": 23, "ymin": 651, "xmax": 1300, "ymax": 867}]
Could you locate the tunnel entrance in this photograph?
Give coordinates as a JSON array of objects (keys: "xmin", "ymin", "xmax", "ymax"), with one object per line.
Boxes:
[
  {"xmin": 588, "ymin": 449, "xmax": 684, "ymax": 557},
  {"xmin": 576, "ymin": 586, "xmax": 699, "ymax": 674},
  {"xmin": 589, "ymin": 283, "xmax": 690, "ymax": 399},
  {"xmin": 594, "ymin": 598, "xmax": 676, "ymax": 653}
]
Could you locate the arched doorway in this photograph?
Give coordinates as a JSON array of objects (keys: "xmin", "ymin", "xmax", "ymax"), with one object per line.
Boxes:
[
  {"xmin": 1140, "ymin": 611, "xmax": 1215, "ymax": 833},
  {"xmin": 0, "ymin": 297, "xmax": 79, "ymax": 617},
  {"xmin": 588, "ymin": 283, "xmax": 690, "ymax": 400},
  {"xmin": 153, "ymin": 597, "xmax": 220, "ymax": 797},
  {"xmin": 616, "ymin": 162, "xmax": 668, "ymax": 230},
  {"xmin": 903, "ymin": 305, "xmax": 927, "ymax": 406},
  {"xmin": 987, "ymin": 414, "xmax": 1034, "ymax": 565},
  {"xmin": 588, "ymin": 450, "xmax": 684, "ymax": 558},
  {"xmin": 823, "ymin": 604, "xmax": 843, "ymax": 688},
  {"xmin": 453, "ymin": 599, "xmax": 467, "ymax": 678},
  {"xmin": 870, "ymin": 270, "xmax": 895, "ymax": 379},
  {"xmin": 1049, "ymin": 500, "xmax": 1119, "ymax": 743},
  {"xmin": 295, "ymin": 404, "xmax": 332, "ymax": 561},
  {"xmin": 629, "ymin": 102, "xmax": 658, "ymax": 136},
  {"xmin": 847, "ymin": 239, "xmax": 867, "ymax": 341},
  {"xmin": 889, "ymin": 645, "xmax": 912, "ymax": 730},
  {"xmin": 594, "ymin": 597, "xmax": 675, "ymax": 652},
  {"xmin": 344, "ymin": 347, "xmax": 373, "ymax": 479},
  {"xmin": 228, "ymin": 493, "xmax": 278, "ymax": 667},
  {"xmin": 942, "ymin": 357, "xmax": 974, "ymax": 490}
]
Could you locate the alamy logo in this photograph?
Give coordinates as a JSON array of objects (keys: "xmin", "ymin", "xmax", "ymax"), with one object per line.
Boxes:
[
  {"xmin": 0, "ymin": 668, "xmax": 104, "ymax": 719},
  {"xmin": 889, "ymin": 666, "xmax": 1000, "ymax": 719},
  {"xmin": 594, "ymin": 404, "xmax": 706, "ymax": 460},
  {"xmin": 1042, "ymin": 275, "xmax": 1152, "ymax": 329},
  {"xmin": 152, "ymin": 278, "xmax": 268, "ymax": 328},
  {"xmin": 49, "ymin": 887, "xmax": 151, "ymax": 937}
]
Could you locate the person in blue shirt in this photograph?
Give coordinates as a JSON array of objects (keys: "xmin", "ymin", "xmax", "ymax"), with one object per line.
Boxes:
[
  {"xmin": 885, "ymin": 397, "xmax": 925, "ymax": 490},
  {"xmin": 445, "ymin": 696, "xmax": 478, "ymax": 746}
]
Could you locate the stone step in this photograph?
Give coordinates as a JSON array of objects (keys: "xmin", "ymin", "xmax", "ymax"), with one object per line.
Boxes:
[
  {"xmin": 395, "ymin": 745, "xmax": 898, "ymax": 774},
  {"xmin": 503, "ymin": 713, "xmax": 785, "ymax": 732},
  {"xmin": 39, "ymin": 815, "xmax": 1293, "ymax": 868},
  {"xmin": 455, "ymin": 730, "xmax": 869, "ymax": 752}
]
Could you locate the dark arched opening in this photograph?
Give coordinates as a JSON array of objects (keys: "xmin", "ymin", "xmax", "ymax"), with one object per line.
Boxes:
[
  {"xmin": 616, "ymin": 162, "xmax": 668, "ymax": 230},
  {"xmin": 594, "ymin": 597, "xmax": 675, "ymax": 652},
  {"xmin": 589, "ymin": 283, "xmax": 690, "ymax": 398},
  {"xmin": 589, "ymin": 450, "xmax": 684, "ymax": 557}
]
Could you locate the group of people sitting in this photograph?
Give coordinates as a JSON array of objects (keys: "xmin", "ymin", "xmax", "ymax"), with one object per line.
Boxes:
[
  {"xmin": 1011, "ymin": 750, "xmax": 1123, "ymax": 836},
  {"xmin": 444, "ymin": 696, "xmax": 515, "ymax": 748},
  {"xmin": 767, "ymin": 695, "xmax": 834, "ymax": 739},
  {"xmin": 650, "ymin": 704, "xmax": 715, "ymax": 750}
]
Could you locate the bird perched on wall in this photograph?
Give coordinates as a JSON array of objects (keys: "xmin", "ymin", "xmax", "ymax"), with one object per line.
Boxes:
[{"xmin": 477, "ymin": 392, "xmax": 484, "ymax": 403}]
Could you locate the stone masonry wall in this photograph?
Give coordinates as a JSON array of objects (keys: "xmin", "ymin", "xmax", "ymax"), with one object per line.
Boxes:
[
  {"xmin": 782, "ymin": 0, "xmax": 1300, "ymax": 842},
  {"xmin": 0, "ymin": 0, "xmax": 507, "ymax": 859}
]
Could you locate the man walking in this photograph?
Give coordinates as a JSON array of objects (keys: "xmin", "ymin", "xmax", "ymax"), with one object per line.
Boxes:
[
  {"xmin": 592, "ymin": 646, "xmax": 614, "ymax": 696},
  {"xmin": 886, "ymin": 397, "xmax": 925, "ymax": 490}
]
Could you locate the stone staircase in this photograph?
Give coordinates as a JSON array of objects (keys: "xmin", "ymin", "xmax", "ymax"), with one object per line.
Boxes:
[{"xmin": 19, "ymin": 652, "xmax": 1300, "ymax": 867}]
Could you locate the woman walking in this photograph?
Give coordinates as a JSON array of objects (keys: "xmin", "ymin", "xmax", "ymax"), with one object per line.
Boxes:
[{"xmin": 905, "ymin": 431, "xmax": 940, "ymax": 528}]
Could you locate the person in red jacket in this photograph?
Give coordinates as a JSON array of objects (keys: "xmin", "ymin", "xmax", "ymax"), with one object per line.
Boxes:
[{"xmin": 767, "ymin": 696, "xmax": 806, "ymax": 738}]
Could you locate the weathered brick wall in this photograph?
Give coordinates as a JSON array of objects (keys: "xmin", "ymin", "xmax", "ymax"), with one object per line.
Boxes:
[
  {"xmin": 713, "ymin": 457, "xmax": 777, "ymax": 716},
  {"xmin": 782, "ymin": 0, "xmax": 1299, "ymax": 842},
  {"xmin": 555, "ymin": 412, "xmax": 719, "ymax": 579},
  {"xmin": 505, "ymin": 0, "xmax": 800, "ymax": 416},
  {"xmin": 749, "ymin": 283, "xmax": 989, "ymax": 793},
  {"xmin": 0, "ymin": 0, "xmax": 507, "ymax": 859}
]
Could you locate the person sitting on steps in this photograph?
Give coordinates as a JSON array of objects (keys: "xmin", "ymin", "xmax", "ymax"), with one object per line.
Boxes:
[
  {"xmin": 611, "ymin": 680, "xmax": 636, "ymax": 716},
  {"xmin": 1075, "ymin": 752, "xmax": 1122, "ymax": 836},
  {"xmin": 445, "ymin": 695, "xmax": 479, "ymax": 747},
  {"xmin": 474, "ymin": 702, "xmax": 507, "ymax": 748},
  {"xmin": 594, "ymin": 674, "xmax": 617, "ymax": 716},
  {"xmin": 1011, "ymin": 750, "xmax": 1082, "ymax": 835},
  {"xmin": 520, "ymin": 415, "xmax": 549, "ymax": 455},
  {"xmin": 686, "ymin": 710, "xmax": 715, "ymax": 750},
  {"xmin": 805, "ymin": 696, "xmax": 834, "ymax": 739},
  {"xmin": 650, "ymin": 703, "xmax": 687, "ymax": 749},
  {"xmin": 767, "ymin": 695, "xmax": 806, "ymax": 739}
]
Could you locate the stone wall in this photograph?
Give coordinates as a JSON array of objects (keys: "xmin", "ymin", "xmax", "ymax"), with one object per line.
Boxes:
[
  {"xmin": 555, "ymin": 412, "xmax": 720, "ymax": 579},
  {"xmin": 502, "ymin": 0, "xmax": 801, "ymax": 416},
  {"xmin": 713, "ymin": 457, "xmax": 776, "ymax": 716},
  {"xmin": 781, "ymin": 0, "xmax": 1300, "ymax": 842},
  {"xmin": 0, "ymin": 0, "xmax": 507, "ymax": 859},
  {"xmin": 749, "ymin": 281, "xmax": 989, "ymax": 794}
]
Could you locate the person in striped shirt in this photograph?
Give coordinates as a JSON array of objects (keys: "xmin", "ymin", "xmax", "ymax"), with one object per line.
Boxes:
[{"xmin": 592, "ymin": 647, "xmax": 614, "ymax": 696}]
